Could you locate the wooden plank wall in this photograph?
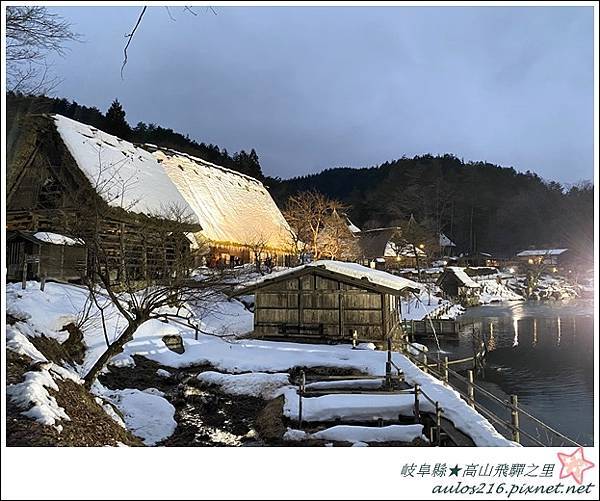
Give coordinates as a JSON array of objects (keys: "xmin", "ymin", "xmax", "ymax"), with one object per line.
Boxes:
[
  {"xmin": 7, "ymin": 210, "xmax": 188, "ymax": 281},
  {"xmin": 254, "ymin": 271, "xmax": 403, "ymax": 342}
]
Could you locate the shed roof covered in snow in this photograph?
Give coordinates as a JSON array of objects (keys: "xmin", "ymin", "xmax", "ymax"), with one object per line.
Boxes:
[
  {"xmin": 445, "ymin": 267, "xmax": 481, "ymax": 288},
  {"xmin": 53, "ymin": 115, "xmax": 198, "ymax": 223},
  {"xmin": 237, "ymin": 260, "xmax": 421, "ymax": 295},
  {"xmin": 516, "ymin": 248, "xmax": 568, "ymax": 257},
  {"xmin": 146, "ymin": 146, "xmax": 292, "ymax": 252},
  {"xmin": 7, "ymin": 230, "xmax": 83, "ymax": 247}
]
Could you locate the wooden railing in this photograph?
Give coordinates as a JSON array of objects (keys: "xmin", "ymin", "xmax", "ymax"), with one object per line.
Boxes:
[{"xmin": 397, "ymin": 338, "xmax": 582, "ymax": 447}]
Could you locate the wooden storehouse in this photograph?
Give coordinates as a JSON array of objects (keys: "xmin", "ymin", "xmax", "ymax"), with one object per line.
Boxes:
[
  {"xmin": 235, "ymin": 260, "xmax": 421, "ymax": 345},
  {"xmin": 6, "ymin": 230, "xmax": 87, "ymax": 282},
  {"xmin": 7, "ymin": 114, "xmax": 201, "ymax": 282},
  {"xmin": 437, "ymin": 266, "xmax": 481, "ymax": 306},
  {"xmin": 146, "ymin": 145, "xmax": 295, "ymax": 268}
]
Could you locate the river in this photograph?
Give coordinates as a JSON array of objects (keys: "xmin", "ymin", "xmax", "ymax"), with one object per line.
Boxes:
[{"xmin": 423, "ymin": 299, "xmax": 594, "ymax": 446}]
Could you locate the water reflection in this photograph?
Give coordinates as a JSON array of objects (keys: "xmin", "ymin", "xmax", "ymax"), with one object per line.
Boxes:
[{"xmin": 426, "ymin": 299, "xmax": 594, "ymax": 446}]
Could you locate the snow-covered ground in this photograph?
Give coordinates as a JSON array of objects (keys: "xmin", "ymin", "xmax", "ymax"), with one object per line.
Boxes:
[
  {"xmin": 93, "ymin": 384, "xmax": 177, "ymax": 445},
  {"xmin": 509, "ymin": 274, "xmax": 580, "ymax": 300},
  {"xmin": 284, "ymin": 424, "xmax": 426, "ymax": 445},
  {"xmin": 400, "ymin": 289, "xmax": 465, "ymax": 321},
  {"xmin": 6, "ymin": 280, "xmax": 517, "ymax": 447},
  {"xmin": 477, "ymin": 278, "xmax": 524, "ymax": 304},
  {"xmin": 6, "ymin": 324, "xmax": 81, "ymax": 430}
]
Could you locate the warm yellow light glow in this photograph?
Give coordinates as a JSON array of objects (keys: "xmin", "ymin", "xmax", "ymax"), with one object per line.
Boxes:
[
  {"xmin": 509, "ymin": 267, "xmax": 515, "ymax": 274},
  {"xmin": 419, "ymin": 243, "xmax": 425, "ymax": 249},
  {"xmin": 528, "ymin": 258, "xmax": 534, "ymax": 264},
  {"xmin": 552, "ymin": 267, "xmax": 557, "ymax": 273}
]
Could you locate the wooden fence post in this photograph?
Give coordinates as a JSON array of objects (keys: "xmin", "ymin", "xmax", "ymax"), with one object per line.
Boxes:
[
  {"xmin": 40, "ymin": 272, "xmax": 46, "ymax": 292},
  {"xmin": 413, "ymin": 384, "xmax": 420, "ymax": 423},
  {"xmin": 21, "ymin": 259, "xmax": 27, "ymax": 290},
  {"xmin": 443, "ymin": 357, "xmax": 449, "ymax": 384},
  {"xmin": 510, "ymin": 395, "xmax": 520, "ymax": 444},
  {"xmin": 386, "ymin": 338, "xmax": 392, "ymax": 388},
  {"xmin": 467, "ymin": 370, "xmax": 475, "ymax": 408},
  {"xmin": 423, "ymin": 354, "xmax": 428, "ymax": 374},
  {"xmin": 298, "ymin": 371, "xmax": 305, "ymax": 430},
  {"xmin": 435, "ymin": 402, "xmax": 442, "ymax": 446}
]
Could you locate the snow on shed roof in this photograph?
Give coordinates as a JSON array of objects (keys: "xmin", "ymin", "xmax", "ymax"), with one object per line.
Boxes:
[
  {"xmin": 33, "ymin": 232, "xmax": 82, "ymax": 246},
  {"xmin": 53, "ymin": 115, "xmax": 198, "ymax": 223},
  {"xmin": 149, "ymin": 147, "xmax": 292, "ymax": 250},
  {"xmin": 446, "ymin": 267, "xmax": 481, "ymax": 288},
  {"xmin": 240, "ymin": 260, "xmax": 421, "ymax": 294},
  {"xmin": 516, "ymin": 248, "xmax": 568, "ymax": 257}
]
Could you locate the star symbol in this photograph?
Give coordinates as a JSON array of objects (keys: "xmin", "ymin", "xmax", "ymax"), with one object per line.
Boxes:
[
  {"xmin": 449, "ymin": 465, "xmax": 461, "ymax": 476},
  {"xmin": 557, "ymin": 447, "xmax": 595, "ymax": 485}
]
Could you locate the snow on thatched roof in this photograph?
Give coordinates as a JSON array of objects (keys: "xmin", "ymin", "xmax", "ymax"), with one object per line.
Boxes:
[
  {"xmin": 440, "ymin": 233, "xmax": 456, "ymax": 247},
  {"xmin": 344, "ymin": 215, "xmax": 361, "ymax": 234},
  {"xmin": 446, "ymin": 266, "xmax": 481, "ymax": 288},
  {"xmin": 516, "ymin": 248, "xmax": 568, "ymax": 257},
  {"xmin": 53, "ymin": 115, "xmax": 197, "ymax": 222},
  {"xmin": 148, "ymin": 147, "xmax": 292, "ymax": 251},
  {"xmin": 240, "ymin": 260, "xmax": 421, "ymax": 294}
]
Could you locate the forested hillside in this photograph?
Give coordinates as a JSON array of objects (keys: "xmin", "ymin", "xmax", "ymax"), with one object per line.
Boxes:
[
  {"xmin": 267, "ymin": 155, "xmax": 594, "ymax": 258},
  {"xmin": 6, "ymin": 92, "xmax": 264, "ymax": 180},
  {"xmin": 6, "ymin": 92, "xmax": 592, "ymax": 259}
]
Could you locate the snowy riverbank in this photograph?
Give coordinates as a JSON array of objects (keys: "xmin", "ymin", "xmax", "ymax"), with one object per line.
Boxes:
[{"xmin": 6, "ymin": 281, "xmax": 516, "ymax": 447}]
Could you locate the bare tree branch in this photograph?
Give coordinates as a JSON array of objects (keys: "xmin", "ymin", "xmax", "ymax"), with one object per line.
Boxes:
[
  {"xmin": 121, "ymin": 6, "xmax": 147, "ymax": 80},
  {"xmin": 6, "ymin": 6, "xmax": 79, "ymax": 94}
]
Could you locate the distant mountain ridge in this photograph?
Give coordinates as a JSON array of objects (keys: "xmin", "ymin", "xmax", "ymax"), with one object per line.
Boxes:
[{"xmin": 266, "ymin": 154, "xmax": 593, "ymax": 257}]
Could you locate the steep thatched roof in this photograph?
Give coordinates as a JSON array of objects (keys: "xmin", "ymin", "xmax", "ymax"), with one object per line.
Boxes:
[
  {"xmin": 53, "ymin": 115, "xmax": 198, "ymax": 221},
  {"xmin": 147, "ymin": 146, "xmax": 293, "ymax": 252}
]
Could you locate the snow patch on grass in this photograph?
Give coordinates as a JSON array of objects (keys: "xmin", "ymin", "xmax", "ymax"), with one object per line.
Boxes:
[
  {"xmin": 312, "ymin": 424, "xmax": 426, "ymax": 443},
  {"xmin": 7, "ymin": 323, "xmax": 83, "ymax": 429},
  {"xmin": 6, "ymin": 325, "xmax": 47, "ymax": 362},
  {"xmin": 197, "ymin": 371, "xmax": 290, "ymax": 399},
  {"xmin": 94, "ymin": 385, "xmax": 176, "ymax": 445}
]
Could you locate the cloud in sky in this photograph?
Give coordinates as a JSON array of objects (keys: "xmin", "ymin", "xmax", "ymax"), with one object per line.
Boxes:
[{"xmin": 51, "ymin": 6, "xmax": 594, "ymax": 183}]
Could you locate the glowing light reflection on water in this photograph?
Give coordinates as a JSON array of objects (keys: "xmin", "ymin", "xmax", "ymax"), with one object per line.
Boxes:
[{"xmin": 424, "ymin": 299, "xmax": 594, "ymax": 446}]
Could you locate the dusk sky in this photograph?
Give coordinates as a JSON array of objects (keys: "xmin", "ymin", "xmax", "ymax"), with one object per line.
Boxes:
[{"xmin": 50, "ymin": 6, "xmax": 594, "ymax": 184}]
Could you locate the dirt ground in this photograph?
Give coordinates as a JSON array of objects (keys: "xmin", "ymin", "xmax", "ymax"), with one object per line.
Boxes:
[{"xmin": 6, "ymin": 348, "xmax": 142, "ymax": 447}]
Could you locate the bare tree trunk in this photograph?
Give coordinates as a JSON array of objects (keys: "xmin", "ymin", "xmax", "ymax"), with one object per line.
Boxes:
[
  {"xmin": 83, "ymin": 319, "xmax": 146, "ymax": 389},
  {"xmin": 413, "ymin": 244, "xmax": 421, "ymax": 282}
]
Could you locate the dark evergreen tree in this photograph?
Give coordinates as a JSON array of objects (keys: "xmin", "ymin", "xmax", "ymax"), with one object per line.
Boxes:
[{"xmin": 104, "ymin": 98, "xmax": 131, "ymax": 140}]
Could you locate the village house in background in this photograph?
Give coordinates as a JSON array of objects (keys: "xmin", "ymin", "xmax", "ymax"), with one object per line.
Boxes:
[
  {"xmin": 348, "ymin": 224, "xmax": 428, "ymax": 270},
  {"xmin": 6, "ymin": 114, "xmax": 201, "ymax": 282},
  {"xmin": 515, "ymin": 248, "xmax": 571, "ymax": 271},
  {"xmin": 439, "ymin": 232, "xmax": 456, "ymax": 257},
  {"xmin": 436, "ymin": 266, "xmax": 481, "ymax": 306},
  {"xmin": 236, "ymin": 260, "xmax": 420, "ymax": 345}
]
